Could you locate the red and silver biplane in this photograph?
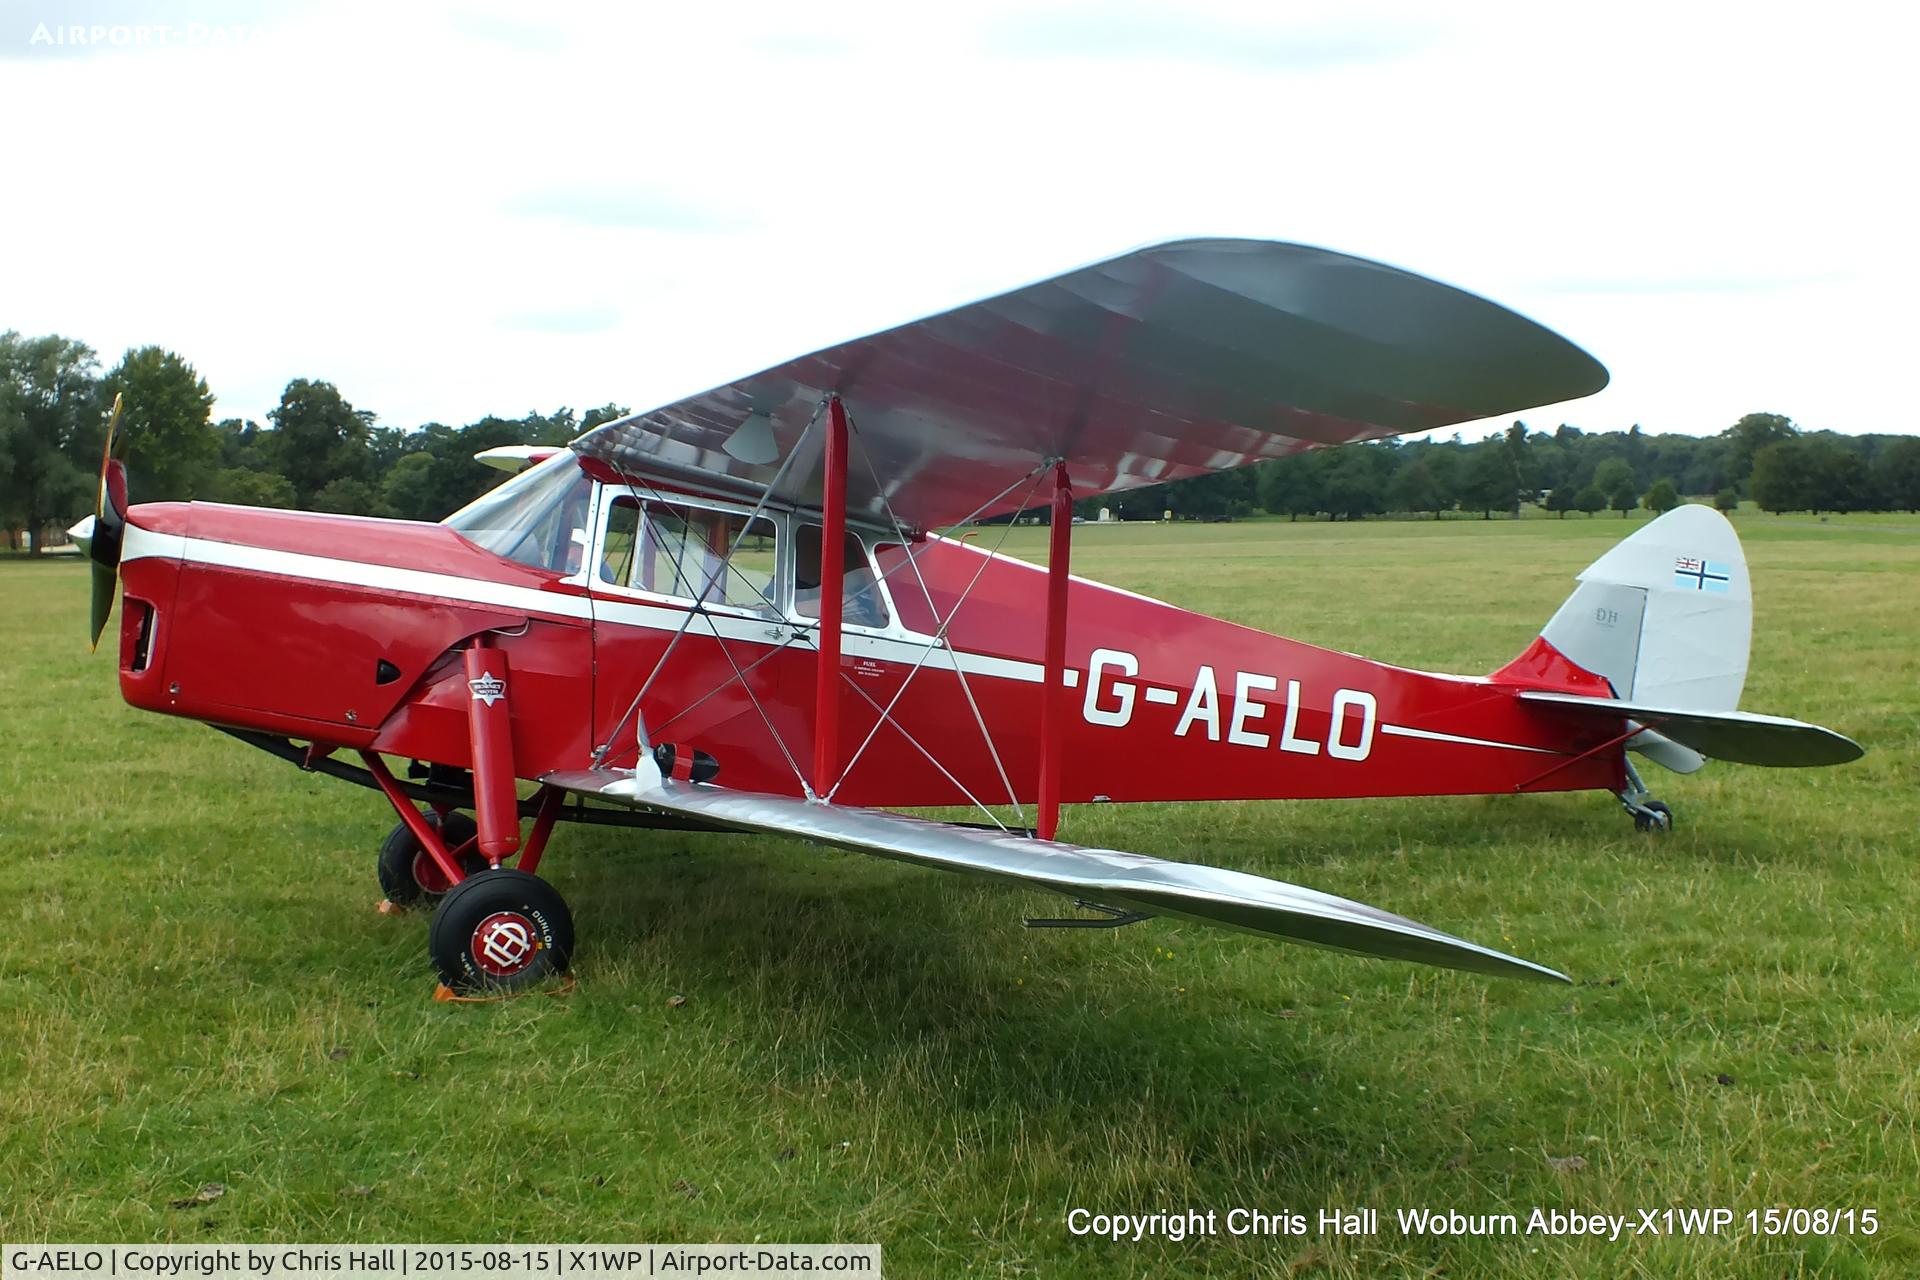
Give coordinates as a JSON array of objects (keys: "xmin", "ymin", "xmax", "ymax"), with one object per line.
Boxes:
[{"xmin": 73, "ymin": 240, "xmax": 1863, "ymax": 993}]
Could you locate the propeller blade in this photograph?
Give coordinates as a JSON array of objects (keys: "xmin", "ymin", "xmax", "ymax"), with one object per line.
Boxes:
[
  {"xmin": 89, "ymin": 557, "xmax": 118, "ymax": 651},
  {"xmin": 84, "ymin": 395, "xmax": 128, "ymax": 652},
  {"xmin": 96, "ymin": 393, "xmax": 125, "ymax": 520}
]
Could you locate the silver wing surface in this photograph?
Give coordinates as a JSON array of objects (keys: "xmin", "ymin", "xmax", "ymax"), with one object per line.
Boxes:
[
  {"xmin": 1518, "ymin": 691, "xmax": 1864, "ymax": 767},
  {"xmin": 542, "ymin": 770, "xmax": 1568, "ymax": 983},
  {"xmin": 571, "ymin": 239, "xmax": 1608, "ymax": 531}
]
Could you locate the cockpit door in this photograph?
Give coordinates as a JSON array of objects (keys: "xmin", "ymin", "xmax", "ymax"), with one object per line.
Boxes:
[{"xmin": 583, "ymin": 488, "xmax": 812, "ymax": 795}]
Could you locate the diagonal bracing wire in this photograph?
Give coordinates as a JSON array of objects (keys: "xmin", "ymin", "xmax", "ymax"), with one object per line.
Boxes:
[
  {"xmin": 648, "ymin": 629, "xmax": 805, "ymax": 740},
  {"xmin": 844, "ymin": 431, "xmax": 1052, "ymax": 822},
  {"xmin": 824, "ymin": 458, "xmax": 1050, "ymax": 819},
  {"xmin": 690, "ymin": 609, "xmax": 813, "ymax": 793},
  {"xmin": 590, "ymin": 400, "xmax": 821, "ymax": 771},
  {"xmin": 604, "ymin": 462, "xmax": 815, "ymax": 795},
  {"xmin": 837, "ymin": 669, "xmax": 1015, "ymax": 830},
  {"xmin": 589, "ymin": 399, "xmax": 1059, "ymax": 830}
]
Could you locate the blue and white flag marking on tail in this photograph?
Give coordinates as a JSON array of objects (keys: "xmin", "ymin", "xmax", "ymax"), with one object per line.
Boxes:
[{"xmin": 1673, "ymin": 556, "xmax": 1731, "ymax": 592}]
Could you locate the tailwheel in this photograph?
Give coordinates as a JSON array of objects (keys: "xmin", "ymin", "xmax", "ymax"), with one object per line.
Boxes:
[
  {"xmin": 377, "ymin": 812, "xmax": 484, "ymax": 909},
  {"xmin": 1633, "ymin": 800, "xmax": 1675, "ymax": 834},
  {"xmin": 1618, "ymin": 760, "xmax": 1674, "ymax": 834},
  {"xmin": 428, "ymin": 868, "xmax": 575, "ymax": 994}
]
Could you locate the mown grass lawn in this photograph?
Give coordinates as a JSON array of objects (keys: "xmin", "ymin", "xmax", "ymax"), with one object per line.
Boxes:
[{"xmin": 1, "ymin": 510, "xmax": 1915, "ymax": 1277}]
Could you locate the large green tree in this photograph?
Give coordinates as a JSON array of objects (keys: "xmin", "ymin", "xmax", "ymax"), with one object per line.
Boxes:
[
  {"xmin": 0, "ymin": 331, "xmax": 99, "ymax": 553},
  {"xmin": 100, "ymin": 346, "xmax": 217, "ymax": 502},
  {"xmin": 206, "ymin": 468, "xmax": 295, "ymax": 508},
  {"xmin": 1874, "ymin": 438, "xmax": 1920, "ymax": 511},
  {"xmin": 1503, "ymin": 421, "xmax": 1531, "ymax": 516},
  {"xmin": 213, "ymin": 417, "xmax": 275, "ymax": 471},
  {"xmin": 581, "ymin": 402, "xmax": 630, "ymax": 431},
  {"xmin": 1317, "ymin": 446, "xmax": 1391, "ymax": 520},
  {"xmin": 270, "ymin": 378, "xmax": 375, "ymax": 507},
  {"xmin": 1169, "ymin": 467, "xmax": 1257, "ymax": 519},
  {"xmin": 1751, "ymin": 435, "xmax": 1873, "ymax": 513},
  {"xmin": 1459, "ymin": 441, "xmax": 1515, "ymax": 518},
  {"xmin": 1722, "ymin": 412, "xmax": 1798, "ymax": 491},
  {"xmin": 1257, "ymin": 454, "xmax": 1321, "ymax": 521},
  {"xmin": 1388, "ymin": 457, "xmax": 1441, "ymax": 516},
  {"xmin": 1594, "ymin": 458, "xmax": 1638, "ymax": 517}
]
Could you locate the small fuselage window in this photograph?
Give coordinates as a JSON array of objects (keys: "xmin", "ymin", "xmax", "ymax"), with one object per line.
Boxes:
[{"xmin": 794, "ymin": 524, "xmax": 890, "ymax": 629}]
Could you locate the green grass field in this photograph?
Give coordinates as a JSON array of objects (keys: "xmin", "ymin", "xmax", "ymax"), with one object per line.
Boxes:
[{"xmin": 2, "ymin": 511, "xmax": 1916, "ymax": 1276}]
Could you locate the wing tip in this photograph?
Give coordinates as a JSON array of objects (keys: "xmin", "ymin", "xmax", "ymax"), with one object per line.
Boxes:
[{"xmin": 1512, "ymin": 958, "xmax": 1574, "ymax": 985}]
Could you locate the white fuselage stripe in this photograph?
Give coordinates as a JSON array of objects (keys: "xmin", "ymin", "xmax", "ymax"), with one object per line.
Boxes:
[
  {"xmin": 1378, "ymin": 723, "xmax": 1553, "ymax": 754},
  {"xmin": 123, "ymin": 526, "xmax": 1047, "ymax": 685},
  {"xmin": 125, "ymin": 526, "xmax": 1551, "ymax": 756}
]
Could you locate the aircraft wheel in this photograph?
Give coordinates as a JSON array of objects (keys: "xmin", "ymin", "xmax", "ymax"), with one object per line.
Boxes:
[
  {"xmin": 377, "ymin": 812, "xmax": 482, "ymax": 908},
  {"xmin": 1633, "ymin": 801, "xmax": 1675, "ymax": 834},
  {"xmin": 428, "ymin": 868, "xmax": 575, "ymax": 994}
]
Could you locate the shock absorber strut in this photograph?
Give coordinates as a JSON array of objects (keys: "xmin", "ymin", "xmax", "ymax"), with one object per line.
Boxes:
[{"xmin": 464, "ymin": 638, "xmax": 521, "ymax": 863}]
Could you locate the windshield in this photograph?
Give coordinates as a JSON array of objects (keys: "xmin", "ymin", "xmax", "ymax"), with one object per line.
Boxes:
[{"xmin": 443, "ymin": 451, "xmax": 594, "ymax": 574}]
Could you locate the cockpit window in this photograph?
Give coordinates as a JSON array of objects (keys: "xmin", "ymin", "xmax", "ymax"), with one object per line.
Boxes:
[
  {"xmin": 599, "ymin": 495, "xmax": 779, "ymax": 614},
  {"xmin": 794, "ymin": 524, "xmax": 890, "ymax": 628},
  {"xmin": 443, "ymin": 451, "xmax": 594, "ymax": 574}
]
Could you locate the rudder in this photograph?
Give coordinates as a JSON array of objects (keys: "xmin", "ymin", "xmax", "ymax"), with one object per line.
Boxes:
[
  {"xmin": 1530, "ymin": 505, "xmax": 1752, "ymax": 712},
  {"xmin": 1495, "ymin": 506, "xmax": 1860, "ymax": 779}
]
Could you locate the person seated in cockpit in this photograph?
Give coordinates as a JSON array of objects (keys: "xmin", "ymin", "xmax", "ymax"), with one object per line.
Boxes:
[{"xmin": 794, "ymin": 527, "xmax": 888, "ymax": 628}]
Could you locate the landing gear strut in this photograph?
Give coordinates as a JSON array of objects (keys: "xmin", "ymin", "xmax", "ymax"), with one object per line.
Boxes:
[
  {"xmin": 1617, "ymin": 760, "xmax": 1675, "ymax": 833},
  {"xmin": 360, "ymin": 741, "xmax": 574, "ymax": 993}
]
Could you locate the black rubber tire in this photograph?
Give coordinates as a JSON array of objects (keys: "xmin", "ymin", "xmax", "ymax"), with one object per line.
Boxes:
[
  {"xmin": 1634, "ymin": 800, "xmax": 1675, "ymax": 834},
  {"xmin": 428, "ymin": 868, "xmax": 575, "ymax": 994},
  {"xmin": 376, "ymin": 812, "xmax": 483, "ymax": 908}
]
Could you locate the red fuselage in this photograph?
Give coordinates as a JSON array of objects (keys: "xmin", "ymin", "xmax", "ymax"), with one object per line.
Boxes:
[{"xmin": 113, "ymin": 483, "xmax": 1623, "ymax": 810}]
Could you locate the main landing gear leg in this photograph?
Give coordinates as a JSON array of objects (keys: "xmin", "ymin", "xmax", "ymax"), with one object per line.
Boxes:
[
  {"xmin": 426, "ymin": 785, "xmax": 571, "ymax": 993},
  {"xmin": 357, "ymin": 639, "xmax": 577, "ymax": 995},
  {"xmin": 361, "ymin": 751, "xmax": 577, "ymax": 993},
  {"xmin": 1617, "ymin": 759, "xmax": 1674, "ymax": 833}
]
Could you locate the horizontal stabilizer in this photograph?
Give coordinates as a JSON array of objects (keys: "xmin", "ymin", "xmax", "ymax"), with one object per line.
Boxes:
[
  {"xmin": 543, "ymin": 770, "xmax": 1568, "ymax": 983},
  {"xmin": 1518, "ymin": 691, "xmax": 1863, "ymax": 767}
]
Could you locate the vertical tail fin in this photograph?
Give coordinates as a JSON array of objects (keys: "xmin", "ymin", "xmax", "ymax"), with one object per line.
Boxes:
[
  {"xmin": 1525, "ymin": 505, "xmax": 1752, "ymax": 709},
  {"xmin": 1496, "ymin": 505, "xmax": 1755, "ymax": 774}
]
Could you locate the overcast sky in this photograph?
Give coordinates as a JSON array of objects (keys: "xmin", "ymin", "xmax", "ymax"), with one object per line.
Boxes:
[{"xmin": 6, "ymin": 0, "xmax": 1914, "ymax": 441}]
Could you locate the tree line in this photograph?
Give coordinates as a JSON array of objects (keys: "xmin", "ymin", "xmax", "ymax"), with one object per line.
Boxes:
[
  {"xmin": 1086, "ymin": 414, "xmax": 1920, "ymax": 523},
  {"xmin": 5, "ymin": 329, "xmax": 1917, "ymax": 552},
  {"xmin": 0, "ymin": 330, "xmax": 627, "ymax": 552}
]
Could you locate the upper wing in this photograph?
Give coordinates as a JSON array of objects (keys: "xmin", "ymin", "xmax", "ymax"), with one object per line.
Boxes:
[
  {"xmin": 543, "ymin": 769, "xmax": 1568, "ymax": 983},
  {"xmin": 1518, "ymin": 691, "xmax": 1864, "ymax": 767},
  {"xmin": 570, "ymin": 239, "xmax": 1607, "ymax": 531}
]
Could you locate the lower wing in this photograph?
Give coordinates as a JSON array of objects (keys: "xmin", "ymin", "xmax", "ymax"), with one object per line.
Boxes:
[{"xmin": 543, "ymin": 770, "xmax": 1567, "ymax": 983}]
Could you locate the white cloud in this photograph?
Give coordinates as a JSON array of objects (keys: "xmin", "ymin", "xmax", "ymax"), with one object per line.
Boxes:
[{"xmin": 3, "ymin": 0, "xmax": 1914, "ymax": 439}]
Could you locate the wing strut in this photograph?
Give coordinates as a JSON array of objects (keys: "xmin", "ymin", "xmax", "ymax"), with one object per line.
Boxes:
[
  {"xmin": 813, "ymin": 394, "xmax": 850, "ymax": 795},
  {"xmin": 1038, "ymin": 462, "xmax": 1073, "ymax": 840}
]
